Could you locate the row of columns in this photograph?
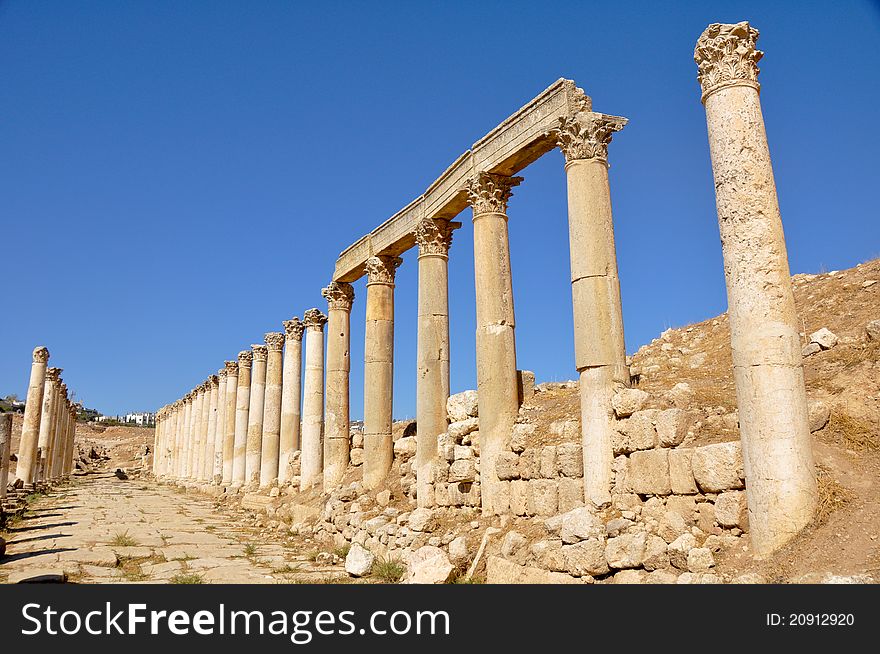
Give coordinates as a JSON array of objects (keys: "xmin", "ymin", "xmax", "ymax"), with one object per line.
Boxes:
[
  {"xmin": 7, "ymin": 346, "xmax": 79, "ymax": 494},
  {"xmin": 152, "ymin": 20, "xmax": 814, "ymax": 557}
]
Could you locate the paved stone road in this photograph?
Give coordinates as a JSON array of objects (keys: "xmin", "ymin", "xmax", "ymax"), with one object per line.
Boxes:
[{"xmin": 0, "ymin": 473, "xmax": 343, "ymax": 584}]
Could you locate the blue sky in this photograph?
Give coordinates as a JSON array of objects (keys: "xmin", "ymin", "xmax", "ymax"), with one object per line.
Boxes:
[{"xmin": 2, "ymin": 1, "xmax": 879, "ymax": 418}]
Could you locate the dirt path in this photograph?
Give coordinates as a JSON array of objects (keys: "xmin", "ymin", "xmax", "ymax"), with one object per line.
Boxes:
[{"xmin": 0, "ymin": 473, "xmax": 345, "ymax": 584}]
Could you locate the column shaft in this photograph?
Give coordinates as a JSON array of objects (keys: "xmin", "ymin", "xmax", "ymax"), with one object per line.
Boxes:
[
  {"xmin": 260, "ymin": 333, "xmax": 285, "ymax": 487},
  {"xmin": 232, "ymin": 351, "xmax": 253, "ymax": 485},
  {"xmin": 300, "ymin": 309, "xmax": 327, "ymax": 490},
  {"xmin": 246, "ymin": 345, "xmax": 268, "ymax": 486},
  {"xmin": 214, "ymin": 373, "xmax": 227, "ymax": 482},
  {"xmin": 204, "ymin": 377, "xmax": 219, "ymax": 482},
  {"xmin": 322, "ymin": 283, "xmax": 354, "ymax": 490},
  {"xmin": 0, "ymin": 414, "xmax": 12, "ymax": 500},
  {"xmin": 279, "ymin": 319, "xmax": 304, "ymax": 484},
  {"xmin": 36, "ymin": 371, "xmax": 60, "ymax": 483},
  {"xmin": 222, "ymin": 361, "xmax": 239, "ymax": 484},
  {"xmin": 15, "ymin": 346, "xmax": 49, "ymax": 488}
]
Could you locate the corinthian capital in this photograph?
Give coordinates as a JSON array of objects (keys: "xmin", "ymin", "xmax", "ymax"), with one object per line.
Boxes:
[
  {"xmin": 32, "ymin": 346, "xmax": 49, "ymax": 364},
  {"xmin": 264, "ymin": 332, "xmax": 285, "ymax": 351},
  {"xmin": 251, "ymin": 344, "xmax": 268, "ymax": 362},
  {"xmin": 365, "ymin": 255, "xmax": 402, "ymax": 285},
  {"xmin": 694, "ymin": 21, "xmax": 762, "ymax": 102},
  {"xmin": 209, "ymin": 374, "xmax": 219, "ymax": 387},
  {"xmin": 283, "ymin": 317, "xmax": 305, "ymax": 342},
  {"xmin": 238, "ymin": 350, "xmax": 254, "ymax": 368},
  {"xmin": 224, "ymin": 360, "xmax": 239, "ymax": 375},
  {"xmin": 557, "ymin": 112, "xmax": 627, "ymax": 164},
  {"xmin": 464, "ymin": 173, "xmax": 523, "ymax": 215},
  {"xmin": 322, "ymin": 282, "xmax": 355, "ymax": 311},
  {"xmin": 218, "ymin": 367, "xmax": 227, "ymax": 380},
  {"xmin": 415, "ymin": 217, "xmax": 454, "ymax": 257},
  {"xmin": 303, "ymin": 308, "xmax": 328, "ymax": 331},
  {"xmin": 46, "ymin": 367, "xmax": 62, "ymax": 382}
]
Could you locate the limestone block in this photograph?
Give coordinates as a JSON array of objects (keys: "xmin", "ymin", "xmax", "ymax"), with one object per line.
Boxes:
[
  {"xmin": 613, "ymin": 569, "xmax": 647, "ymax": 584},
  {"xmin": 665, "ymin": 496, "xmax": 697, "ymax": 524},
  {"xmin": 697, "ymin": 502, "xmax": 716, "ymax": 533},
  {"xmin": 560, "ymin": 507, "xmax": 605, "ymax": 544},
  {"xmin": 686, "ymin": 547, "xmax": 715, "ymax": 573},
  {"xmin": 628, "ymin": 449, "xmax": 671, "ymax": 496},
  {"xmin": 517, "ymin": 370, "xmax": 536, "ymax": 406},
  {"xmin": 449, "ymin": 459, "xmax": 476, "ymax": 483},
  {"xmin": 557, "ymin": 478, "xmax": 585, "ymax": 513},
  {"xmin": 408, "ymin": 508, "xmax": 435, "ymax": 532},
  {"xmin": 486, "ymin": 556, "xmax": 581, "ymax": 584},
  {"xmin": 433, "ymin": 482, "xmax": 450, "ymax": 506},
  {"xmin": 501, "ymin": 531, "xmax": 528, "ymax": 560},
  {"xmin": 645, "ymin": 569, "xmax": 679, "ymax": 584},
  {"xmin": 448, "ymin": 536, "xmax": 468, "ymax": 566},
  {"xmin": 668, "ymin": 448, "xmax": 697, "ymax": 494},
  {"xmin": 438, "ymin": 433, "xmax": 455, "ymax": 462},
  {"xmin": 810, "ymin": 327, "xmax": 839, "ymax": 350},
  {"xmin": 448, "ymin": 418, "xmax": 479, "ymax": 442},
  {"xmin": 393, "ymin": 436, "xmax": 417, "ymax": 460},
  {"xmin": 446, "ymin": 391, "xmax": 478, "ymax": 422},
  {"xmin": 611, "ymin": 455, "xmax": 629, "ymax": 494},
  {"xmin": 345, "ymin": 543, "xmax": 375, "ymax": 577},
  {"xmin": 561, "ymin": 539, "xmax": 609, "ymax": 577},
  {"xmin": 667, "ymin": 533, "xmax": 697, "ymax": 570},
  {"xmin": 509, "ymin": 423, "xmax": 534, "ymax": 453},
  {"xmin": 556, "ymin": 443, "xmax": 583, "ymax": 478},
  {"xmin": 448, "ymin": 481, "xmax": 480, "ymax": 507},
  {"xmin": 453, "ymin": 445, "xmax": 474, "ymax": 460},
  {"xmin": 714, "ymin": 491, "xmax": 749, "ymax": 530},
  {"xmin": 539, "ymin": 446, "xmax": 557, "ymax": 479},
  {"xmin": 802, "ymin": 342, "xmax": 821, "ymax": 357},
  {"xmin": 866, "ymin": 319, "xmax": 880, "ymax": 341},
  {"xmin": 642, "ymin": 535, "xmax": 669, "ymax": 571},
  {"xmin": 611, "ymin": 388, "xmax": 650, "ymax": 418},
  {"xmin": 518, "ymin": 448, "xmax": 540, "ymax": 479},
  {"xmin": 657, "ymin": 510, "xmax": 689, "ymax": 544},
  {"xmin": 655, "ymin": 409, "xmax": 687, "ymax": 447},
  {"xmin": 349, "ymin": 447, "xmax": 364, "ymax": 466},
  {"xmin": 493, "ymin": 480, "xmax": 511, "ymax": 514},
  {"xmin": 509, "ymin": 480, "xmax": 530, "ymax": 516},
  {"xmin": 614, "ymin": 409, "xmax": 658, "ymax": 454},
  {"xmin": 691, "ymin": 441, "xmax": 744, "ymax": 492},
  {"xmin": 808, "ymin": 400, "xmax": 831, "ymax": 433},
  {"xmin": 604, "ymin": 532, "xmax": 647, "ymax": 569},
  {"xmin": 495, "ymin": 452, "xmax": 520, "ymax": 480},
  {"xmin": 405, "ymin": 546, "xmax": 453, "ymax": 584},
  {"xmin": 549, "ymin": 419, "xmax": 579, "ymax": 439},
  {"xmin": 528, "ymin": 539, "xmax": 567, "ymax": 572},
  {"xmin": 529, "ymin": 479, "xmax": 558, "ymax": 516}
]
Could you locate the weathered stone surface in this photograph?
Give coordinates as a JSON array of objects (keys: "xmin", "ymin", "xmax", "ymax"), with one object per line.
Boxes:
[
  {"xmin": 345, "ymin": 543, "xmax": 375, "ymax": 577},
  {"xmin": 446, "ymin": 391, "xmax": 478, "ymax": 422},
  {"xmin": 691, "ymin": 441, "xmax": 744, "ymax": 492},
  {"xmin": 665, "ymin": 496, "xmax": 697, "ymax": 523},
  {"xmin": 449, "ymin": 459, "xmax": 476, "ymax": 483},
  {"xmin": 604, "ymin": 532, "xmax": 647, "ymax": 569},
  {"xmin": 866, "ymin": 320, "xmax": 880, "ymax": 342},
  {"xmin": 562, "ymin": 539, "xmax": 609, "ymax": 577},
  {"xmin": 645, "ymin": 569, "xmax": 679, "ymax": 584},
  {"xmin": 555, "ymin": 443, "xmax": 583, "ymax": 478},
  {"xmin": 560, "ymin": 507, "xmax": 605, "ymax": 544},
  {"xmin": 349, "ymin": 447, "xmax": 364, "ymax": 466},
  {"xmin": 655, "ymin": 409, "xmax": 687, "ymax": 447},
  {"xmin": 448, "ymin": 418, "xmax": 479, "ymax": 441},
  {"xmin": 676, "ymin": 572, "xmax": 722, "ymax": 584},
  {"xmin": 529, "ymin": 479, "xmax": 558, "ymax": 516},
  {"xmin": 686, "ymin": 547, "xmax": 715, "ymax": 573},
  {"xmin": 613, "ymin": 409, "xmax": 657, "ymax": 454},
  {"xmin": 697, "ymin": 502, "xmax": 716, "ymax": 533},
  {"xmin": 486, "ymin": 556, "xmax": 581, "ymax": 584},
  {"xmin": 495, "ymin": 452, "xmax": 520, "ymax": 480},
  {"xmin": 557, "ymin": 478, "xmax": 584, "ymax": 512},
  {"xmin": 405, "ymin": 546, "xmax": 453, "ymax": 584},
  {"xmin": 668, "ymin": 533, "xmax": 697, "ymax": 570},
  {"xmin": 628, "ymin": 449, "xmax": 671, "ymax": 495},
  {"xmin": 408, "ymin": 508, "xmax": 435, "ymax": 532},
  {"xmin": 509, "ymin": 480, "xmax": 530, "ymax": 516},
  {"xmin": 539, "ymin": 446, "xmax": 557, "ymax": 479},
  {"xmin": 657, "ymin": 511, "xmax": 689, "ymax": 544},
  {"xmin": 642, "ymin": 534, "xmax": 670, "ymax": 571},
  {"xmin": 613, "ymin": 569, "xmax": 646, "ymax": 584},
  {"xmin": 808, "ymin": 400, "xmax": 831, "ymax": 433},
  {"xmin": 448, "ymin": 536, "xmax": 468, "ymax": 566},
  {"xmin": 509, "ymin": 423, "xmax": 533, "ymax": 453},
  {"xmin": 393, "ymin": 436, "xmax": 417, "ymax": 460},
  {"xmin": 715, "ymin": 491, "xmax": 749, "ymax": 530},
  {"xmin": 667, "ymin": 448, "xmax": 696, "ymax": 494},
  {"xmin": 810, "ymin": 327, "xmax": 838, "ymax": 350},
  {"xmin": 612, "ymin": 388, "xmax": 650, "ymax": 418},
  {"xmin": 518, "ymin": 449, "xmax": 540, "ymax": 480},
  {"xmin": 501, "ymin": 531, "xmax": 528, "ymax": 559}
]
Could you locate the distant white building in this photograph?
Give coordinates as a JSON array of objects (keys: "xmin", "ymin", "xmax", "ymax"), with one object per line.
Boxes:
[{"xmin": 95, "ymin": 412, "xmax": 155, "ymax": 426}]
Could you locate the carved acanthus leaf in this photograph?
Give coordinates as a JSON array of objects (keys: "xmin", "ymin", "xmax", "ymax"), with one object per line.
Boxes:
[
  {"xmin": 322, "ymin": 282, "xmax": 355, "ymax": 311},
  {"xmin": 33, "ymin": 346, "xmax": 50, "ymax": 363},
  {"xmin": 264, "ymin": 332, "xmax": 285, "ymax": 351},
  {"xmin": 251, "ymin": 344, "xmax": 268, "ymax": 362},
  {"xmin": 365, "ymin": 255, "xmax": 403, "ymax": 285},
  {"xmin": 694, "ymin": 21, "xmax": 762, "ymax": 102},
  {"xmin": 224, "ymin": 360, "xmax": 239, "ymax": 374},
  {"xmin": 209, "ymin": 375, "xmax": 219, "ymax": 387},
  {"xmin": 238, "ymin": 350, "xmax": 254, "ymax": 366},
  {"xmin": 303, "ymin": 308, "xmax": 328, "ymax": 330},
  {"xmin": 283, "ymin": 317, "xmax": 305, "ymax": 341},
  {"xmin": 46, "ymin": 367, "xmax": 62, "ymax": 381},
  {"xmin": 556, "ymin": 112, "xmax": 627, "ymax": 163},
  {"xmin": 415, "ymin": 218, "xmax": 453, "ymax": 257},
  {"xmin": 464, "ymin": 173, "xmax": 523, "ymax": 215}
]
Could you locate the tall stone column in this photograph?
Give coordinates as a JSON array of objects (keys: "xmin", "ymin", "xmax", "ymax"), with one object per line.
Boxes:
[
  {"xmin": 260, "ymin": 332, "xmax": 285, "ymax": 487},
  {"xmin": 48, "ymin": 380, "xmax": 66, "ymax": 482},
  {"xmin": 557, "ymin": 109, "xmax": 630, "ymax": 507},
  {"xmin": 190, "ymin": 384, "xmax": 206, "ymax": 480},
  {"xmin": 63, "ymin": 403, "xmax": 76, "ymax": 479},
  {"xmin": 222, "ymin": 360, "xmax": 238, "ymax": 484},
  {"xmin": 322, "ymin": 282, "xmax": 354, "ymax": 490},
  {"xmin": 465, "ymin": 173, "xmax": 522, "ymax": 514},
  {"xmin": 168, "ymin": 401, "xmax": 181, "ymax": 479},
  {"xmin": 178, "ymin": 394, "xmax": 192, "ymax": 478},
  {"xmin": 246, "ymin": 344, "xmax": 268, "ymax": 486},
  {"xmin": 37, "ymin": 368, "xmax": 61, "ymax": 483},
  {"xmin": 279, "ymin": 318, "xmax": 304, "ymax": 484},
  {"xmin": 695, "ymin": 21, "xmax": 816, "ymax": 556},
  {"xmin": 362, "ymin": 255, "xmax": 402, "ymax": 490},
  {"xmin": 202, "ymin": 375, "xmax": 219, "ymax": 482},
  {"xmin": 15, "ymin": 346, "xmax": 50, "ymax": 488},
  {"xmin": 415, "ymin": 218, "xmax": 454, "ymax": 507},
  {"xmin": 214, "ymin": 369, "xmax": 227, "ymax": 483},
  {"xmin": 0, "ymin": 413, "xmax": 12, "ymax": 500},
  {"xmin": 53, "ymin": 396, "xmax": 69, "ymax": 482},
  {"xmin": 300, "ymin": 308, "xmax": 327, "ymax": 491},
  {"xmin": 232, "ymin": 350, "xmax": 253, "ymax": 485},
  {"xmin": 152, "ymin": 408, "xmax": 162, "ymax": 475}
]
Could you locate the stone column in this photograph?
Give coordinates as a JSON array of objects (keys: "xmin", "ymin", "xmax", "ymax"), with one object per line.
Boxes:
[
  {"xmin": 63, "ymin": 403, "xmax": 76, "ymax": 479},
  {"xmin": 362, "ymin": 255, "xmax": 402, "ymax": 490},
  {"xmin": 203, "ymin": 375, "xmax": 219, "ymax": 482},
  {"xmin": 48, "ymin": 380, "xmax": 66, "ymax": 482},
  {"xmin": 152, "ymin": 408, "xmax": 162, "ymax": 475},
  {"xmin": 279, "ymin": 318, "xmax": 304, "ymax": 484},
  {"xmin": 232, "ymin": 350, "xmax": 253, "ymax": 485},
  {"xmin": 222, "ymin": 360, "xmax": 238, "ymax": 484},
  {"xmin": 246, "ymin": 344, "xmax": 268, "ymax": 486},
  {"xmin": 557, "ymin": 109, "xmax": 630, "ymax": 507},
  {"xmin": 53, "ymin": 396, "xmax": 69, "ymax": 482},
  {"xmin": 36, "ymin": 368, "xmax": 61, "ymax": 483},
  {"xmin": 322, "ymin": 282, "xmax": 354, "ymax": 490},
  {"xmin": 0, "ymin": 413, "xmax": 12, "ymax": 500},
  {"xmin": 465, "ymin": 173, "xmax": 522, "ymax": 514},
  {"xmin": 695, "ymin": 21, "xmax": 816, "ymax": 556},
  {"xmin": 214, "ymin": 369, "xmax": 227, "ymax": 482},
  {"xmin": 190, "ymin": 384, "xmax": 206, "ymax": 480},
  {"xmin": 15, "ymin": 346, "xmax": 49, "ymax": 488},
  {"xmin": 168, "ymin": 401, "xmax": 181, "ymax": 479},
  {"xmin": 415, "ymin": 217, "xmax": 455, "ymax": 507},
  {"xmin": 300, "ymin": 308, "xmax": 327, "ymax": 491},
  {"xmin": 178, "ymin": 394, "xmax": 192, "ymax": 478},
  {"xmin": 260, "ymin": 332, "xmax": 285, "ymax": 487}
]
